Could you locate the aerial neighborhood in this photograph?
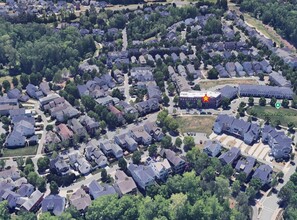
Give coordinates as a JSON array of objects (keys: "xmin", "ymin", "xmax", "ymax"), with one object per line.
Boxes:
[{"xmin": 0, "ymin": 0, "xmax": 297, "ymax": 219}]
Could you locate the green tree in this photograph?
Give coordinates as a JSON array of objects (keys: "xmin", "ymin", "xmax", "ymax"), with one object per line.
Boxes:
[
  {"xmin": 118, "ymin": 158, "xmax": 127, "ymax": 171},
  {"xmin": 20, "ymin": 74, "xmax": 29, "ymax": 89},
  {"xmin": 282, "ymin": 99, "xmax": 290, "ymax": 108},
  {"xmin": 221, "ymin": 97, "xmax": 230, "ymax": 110},
  {"xmin": 0, "ymin": 201, "xmax": 9, "ymax": 220},
  {"xmin": 16, "ymin": 157, "xmax": 24, "ymax": 169},
  {"xmin": 249, "ymin": 178, "xmax": 262, "ymax": 191},
  {"xmin": 259, "ymin": 97, "xmax": 266, "ymax": 106},
  {"xmin": 161, "ymin": 135, "xmax": 172, "ymax": 149},
  {"xmin": 270, "ymin": 97, "xmax": 277, "ymax": 107},
  {"xmin": 173, "ymin": 95, "xmax": 179, "ymax": 106},
  {"xmin": 148, "ymin": 144, "xmax": 158, "ymax": 157},
  {"xmin": 215, "ymin": 176, "xmax": 230, "ymax": 202},
  {"xmin": 50, "ymin": 181, "xmax": 59, "ymax": 195},
  {"xmin": 12, "ymin": 76, "xmax": 19, "ymax": 87},
  {"xmin": 163, "ymin": 94, "xmax": 170, "ymax": 106},
  {"xmin": 183, "ymin": 136, "xmax": 195, "ymax": 151},
  {"xmin": 111, "ymin": 88, "xmax": 125, "ymax": 100},
  {"xmin": 37, "ymin": 156, "xmax": 50, "ymax": 173},
  {"xmin": 207, "ymin": 68, "xmax": 219, "ymax": 79},
  {"xmin": 175, "ymin": 137, "xmax": 182, "ymax": 148},
  {"xmin": 232, "ymin": 180, "xmax": 241, "ymax": 197},
  {"xmin": 101, "ymin": 169, "xmax": 108, "ymax": 182},
  {"xmin": 222, "ymin": 164, "xmax": 234, "ymax": 179},
  {"xmin": 46, "ymin": 124, "xmax": 53, "ymax": 131},
  {"xmin": 248, "ymin": 97, "xmax": 254, "ymax": 106},
  {"xmin": 16, "ymin": 210, "xmax": 37, "ymax": 220},
  {"xmin": 2, "ymin": 80, "xmax": 10, "ymax": 92},
  {"xmin": 132, "ymin": 151, "xmax": 141, "ymax": 165}
]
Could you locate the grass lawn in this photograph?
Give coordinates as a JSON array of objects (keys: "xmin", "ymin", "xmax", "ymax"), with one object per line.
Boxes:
[
  {"xmin": 3, "ymin": 145, "xmax": 37, "ymax": 157},
  {"xmin": 199, "ymin": 78, "xmax": 258, "ymax": 89},
  {"xmin": 246, "ymin": 106, "xmax": 297, "ymax": 127},
  {"xmin": 176, "ymin": 115, "xmax": 216, "ymax": 136},
  {"xmin": 243, "ymin": 13, "xmax": 283, "ymax": 48}
]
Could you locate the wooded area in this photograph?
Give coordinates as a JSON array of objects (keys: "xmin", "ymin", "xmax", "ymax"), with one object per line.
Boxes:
[{"xmin": 239, "ymin": 0, "xmax": 297, "ymax": 47}]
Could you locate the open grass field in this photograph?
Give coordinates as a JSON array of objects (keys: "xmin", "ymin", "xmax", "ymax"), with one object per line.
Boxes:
[
  {"xmin": 246, "ymin": 105, "xmax": 297, "ymax": 127},
  {"xmin": 3, "ymin": 145, "xmax": 37, "ymax": 157},
  {"xmin": 176, "ymin": 115, "xmax": 216, "ymax": 136},
  {"xmin": 199, "ymin": 78, "xmax": 258, "ymax": 89}
]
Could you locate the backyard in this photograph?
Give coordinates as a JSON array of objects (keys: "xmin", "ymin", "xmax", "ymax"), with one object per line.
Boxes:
[
  {"xmin": 2, "ymin": 145, "xmax": 37, "ymax": 157},
  {"xmin": 246, "ymin": 105, "xmax": 297, "ymax": 127},
  {"xmin": 176, "ymin": 115, "xmax": 216, "ymax": 136}
]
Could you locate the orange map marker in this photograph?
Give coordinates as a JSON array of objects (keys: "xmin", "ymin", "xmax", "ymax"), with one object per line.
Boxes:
[{"xmin": 202, "ymin": 94, "xmax": 209, "ymax": 103}]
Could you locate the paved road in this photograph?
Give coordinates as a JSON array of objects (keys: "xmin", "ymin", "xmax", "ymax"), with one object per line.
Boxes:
[
  {"xmin": 34, "ymin": 102, "xmax": 48, "ymax": 155},
  {"xmin": 257, "ymin": 157, "xmax": 297, "ymax": 220},
  {"xmin": 122, "ymin": 27, "xmax": 128, "ymax": 51}
]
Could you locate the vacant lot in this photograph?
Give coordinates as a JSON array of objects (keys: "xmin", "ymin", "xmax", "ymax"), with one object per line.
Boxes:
[
  {"xmin": 3, "ymin": 145, "xmax": 37, "ymax": 157},
  {"xmin": 247, "ymin": 106, "xmax": 297, "ymax": 127},
  {"xmin": 199, "ymin": 78, "xmax": 258, "ymax": 89},
  {"xmin": 176, "ymin": 115, "xmax": 216, "ymax": 136}
]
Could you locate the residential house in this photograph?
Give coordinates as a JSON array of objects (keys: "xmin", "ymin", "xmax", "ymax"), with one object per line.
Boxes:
[
  {"xmin": 114, "ymin": 170, "xmax": 137, "ymax": 196},
  {"xmin": 129, "ymin": 126, "xmax": 152, "ymax": 146},
  {"xmin": 186, "ymin": 64, "xmax": 201, "ymax": 79},
  {"xmin": 151, "ymin": 159, "xmax": 171, "ymax": 181},
  {"xmin": 235, "ymin": 156, "xmax": 256, "ymax": 178},
  {"xmin": 160, "ymin": 149, "xmax": 186, "ymax": 174},
  {"xmin": 5, "ymin": 131, "xmax": 26, "ymax": 148},
  {"xmin": 21, "ymin": 190, "xmax": 44, "ymax": 212},
  {"xmin": 130, "ymin": 67, "xmax": 154, "ymax": 82},
  {"xmin": 56, "ymin": 124, "xmax": 73, "ymax": 141},
  {"xmin": 262, "ymin": 125, "xmax": 292, "ymax": 159},
  {"xmin": 259, "ymin": 60, "xmax": 272, "ymax": 73},
  {"xmin": 215, "ymin": 65, "xmax": 230, "ymax": 78},
  {"xmin": 39, "ymin": 82, "xmax": 51, "ymax": 96},
  {"xmin": 252, "ymin": 165, "xmax": 273, "ymax": 185},
  {"xmin": 203, "ymin": 140, "xmax": 222, "ymax": 157},
  {"xmin": 26, "ymin": 84, "xmax": 44, "ymax": 99},
  {"xmin": 14, "ymin": 120, "xmax": 35, "ymax": 137},
  {"xmin": 50, "ymin": 156, "xmax": 69, "ymax": 175},
  {"xmin": 239, "ymin": 84, "xmax": 294, "ymax": 99},
  {"xmin": 234, "ymin": 62, "xmax": 246, "ymax": 77},
  {"xmin": 225, "ymin": 62, "xmax": 236, "ymax": 77},
  {"xmin": 242, "ymin": 62, "xmax": 254, "ymax": 76},
  {"xmin": 134, "ymin": 98, "xmax": 159, "ymax": 116},
  {"xmin": 213, "ymin": 114, "xmax": 260, "ymax": 145},
  {"xmin": 84, "ymin": 140, "xmax": 108, "ymax": 168},
  {"xmin": 127, "ymin": 164, "xmax": 155, "ymax": 190},
  {"xmin": 219, "ymin": 147, "xmax": 241, "ymax": 166},
  {"xmin": 88, "ymin": 180, "xmax": 117, "ymax": 200},
  {"xmin": 99, "ymin": 140, "xmax": 123, "ymax": 159},
  {"xmin": 69, "ymin": 188, "xmax": 91, "ymax": 212},
  {"xmin": 17, "ymin": 184, "xmax": 34, "ymax": 197},
  {"xmin": 41, "ymin": 195, "xmax": 66, "ymax": 216},
  {"xmin": 216, "ymin": 85, "xmax": 238, "ymax": 100},
  {"xmin": 79, "ymin": 115, "xmax": 99, "ymax": 136},
  {"xmin": 117, "ymin": 101, "xmax": 138, "ymax": 116},
  {"xmin": 0, "ymin": 167, "xmax": 20, "ymax": 181},
  {"xmin": 147, "ymin": 85, "xmax": 162, "ymax": 102},
  {"xmin": 144, "ymin": 121, "xmax": 164, "ymax": 141},
  {"xmin": 108, "ymin": 105, "xmax": 126, "ymax": 125},
  {"xmin": 114, "ymin": 133, "xmax": 138, "ymax": 152},
  {"xmin": 269, "ymin": 71, "xmax": 291, "ymax": 87},
  {"xmin": 69, "ymin": 152, "xmax": 91, "ymax": 175},
  {"xmin": 68, "ymin": 118, "xmax": 87, "ymax": 137}
]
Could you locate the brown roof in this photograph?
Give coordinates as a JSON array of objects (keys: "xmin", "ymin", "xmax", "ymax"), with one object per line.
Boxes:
[
  {"xmin": 57, "ymin": 124, "xmax": 73, "ymax": 140},
  {"xmin": 69, "ymin": 188, "xmax": 91, "ymax": 211}
]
